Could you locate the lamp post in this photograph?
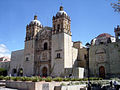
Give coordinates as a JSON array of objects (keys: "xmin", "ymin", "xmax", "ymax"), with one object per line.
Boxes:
[{"xmin": 85, "ymin": 42, "xmax": 91, "ymax": 90}]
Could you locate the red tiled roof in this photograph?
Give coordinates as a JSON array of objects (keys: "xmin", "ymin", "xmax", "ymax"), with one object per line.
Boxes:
[{"xmin": 97, "ymin": 33, "xmax": 111, "ymax": 38}]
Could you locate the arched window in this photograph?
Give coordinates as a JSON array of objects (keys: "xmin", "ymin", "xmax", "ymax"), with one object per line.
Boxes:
[
  {"xmin": 12, "ymin": 68, "xmax": 17, "ymax": 76},
  {"xmin": 12, "ymin": 69, "xmax": 17, "ymax": 73},
  {"xmin": 26, "ymin": 57, "xmax": 29, "ymax": 61},
  {"xmin": 57, "ymin": 24, "xmax": 60, "ymax": 31},
  {"xmin": 44, "ymin": 42, "xmax": 48, "ymax": 50},
  {"xmin": 57, "ymin": 53, "xmax": 61, "ymax": 58},
  {"xmin": 18, "ymin": 68, "xmax": 23, "ymax": 76}
]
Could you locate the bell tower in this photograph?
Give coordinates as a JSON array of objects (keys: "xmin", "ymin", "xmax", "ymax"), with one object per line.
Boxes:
[
  {"xmin": 24, "ymin": 15, "xmax": 42, "ymax": 76},
  {"xmin": 51, "ymin": 6, "xmax": 73, "ymax": 77},
  {"xmin": 114, "ymin": 25, "xmax": 120, "ymax": 42},
  {"xmin": 52, "ymin": 6, "xmax": 71, "ymax": 35},
  {"xmin": 25, "ymin": 15, "xmax": 42, "ymax": 41}
]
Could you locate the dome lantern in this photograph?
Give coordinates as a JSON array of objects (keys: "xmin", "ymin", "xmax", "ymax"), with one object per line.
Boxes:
[
  {"xmin": 29, "ymin": 15, "xmax": 42, "ymax": 26},
  {"xmin": 56, "ymin": 6, "xmax": 67, "ymax": 16},
  {"xmin": 60, "ymin": 6, "xmax": 63, "ymax": 11},
  {"xmin": 34, "ymin": 15, "xmax": 37, "ymax": 20}
]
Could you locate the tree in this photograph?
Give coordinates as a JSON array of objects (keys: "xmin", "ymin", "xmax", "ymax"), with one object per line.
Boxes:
[
  {"xmin": 111, "ymin": 0, "xmax": 120, "ymax": 12},
  {"xmin": 0, "ymin": 68, "xmax": 7, "ymax": 76}
]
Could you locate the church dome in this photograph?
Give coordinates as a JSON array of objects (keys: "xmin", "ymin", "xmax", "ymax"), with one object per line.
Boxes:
[
  {"xmin": 91, "ymin": 33, "xmax": 115, "ymax": 45},
  {"xmin": 97, "ymin": 33, "xmax": 112, "ymax": 38},
  {"xmin": 29, "ymin": 15, "xmax": 42, "ymax": 26},
  {"xmin": 56, "ymin": 6, "xmax": 67, "ymax": 16}
]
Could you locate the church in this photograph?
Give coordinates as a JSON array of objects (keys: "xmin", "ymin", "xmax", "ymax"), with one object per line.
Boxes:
[
  {"xmin": 8, "ymin": 6, "xmax": 120, "ymax": 78},
  {"xmin": 9, "ymin": 6, "xmax": 86, "ymax": 78},
  {"xmin": 89, "ymin": 25, "xmax": 120, "ymax": 78}
]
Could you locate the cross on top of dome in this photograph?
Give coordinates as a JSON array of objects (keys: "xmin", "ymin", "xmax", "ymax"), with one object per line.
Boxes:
[{"xmin": 60, "ymin": 6, "xmax": 63, "ymax": 11}]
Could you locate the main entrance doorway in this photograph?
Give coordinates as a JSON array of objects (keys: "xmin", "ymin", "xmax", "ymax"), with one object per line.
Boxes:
[
  {"xmin": 99, "ymin": 66, "xmax": 105, "ymax": 78},
  {"xmin": 42, "ymin": 67, "xmax": 47, "ymax": 77}
]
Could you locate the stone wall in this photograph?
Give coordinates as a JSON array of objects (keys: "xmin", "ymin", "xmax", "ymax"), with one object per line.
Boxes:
[
  {"xmin": 73, "ymin": 67, "xmax": 84, "ymax": 78},
  {"xmin": 89, "ymin": 42, "xmax": 120, "ymax": 78},
  {"xmin": 72, "ymin": 47, "xmax": 78, "ymax": 67},
  {"xmin": 6, "ymin": 81, "xmax": 70, "ymax": 90},
  {"xmin": 55, "ymin": 85, "xmax": 86, "ymax": 90},
  {"xmin": 51, "ymin": 33, "xmax": 65, "ymax": 77},
  {"xmin": 8, "ymin": 49, "xmax": 24, "ymax": 76},
  {"xmin": 24, "ymin": 40, "xmax": 35, "ymax": 76}
]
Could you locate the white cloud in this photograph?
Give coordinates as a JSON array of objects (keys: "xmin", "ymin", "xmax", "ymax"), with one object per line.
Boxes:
[{"xmin": 0, "ymin": 44, "xmax": 11, "ymax": 58}]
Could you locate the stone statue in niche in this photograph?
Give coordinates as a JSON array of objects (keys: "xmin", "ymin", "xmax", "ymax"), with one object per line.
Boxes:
[
  {"xmin": 99, "ymin": 55, "xmax": 104, "ymax": 61},
  {"xmin": 42, "ymin": 52, "xmax": 47, "ymax": 60}
]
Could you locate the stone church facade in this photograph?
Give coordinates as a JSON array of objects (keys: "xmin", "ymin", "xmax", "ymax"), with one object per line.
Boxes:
[
  {"xmin": 8, "ymin": 6, "xmax": 120, "ymax": 78},
  {"xmin": 89, "ymin": 25, "xmax": 120, "ymax": 78},
  {"xmin": 9, "ymin": 6, "xmax": 86, "ymax": 77}
]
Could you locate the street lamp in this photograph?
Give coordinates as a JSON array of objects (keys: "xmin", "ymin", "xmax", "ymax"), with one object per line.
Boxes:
[{"xmin": 85, "ymin": 42, "xmax": 91, "ymax": 90}]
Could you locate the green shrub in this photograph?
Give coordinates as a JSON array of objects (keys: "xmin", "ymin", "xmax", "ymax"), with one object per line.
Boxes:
[
  {"xmin": 53, "ymin": 77, "xmax": 63, "ymax": 82},
  {"xmin": 3, "ymin": 76, "xmax": 11, "ymax": 80},
  {"xmin": 89, "ymin": 77, "xmax": 103, "ymax": 80},
  {"xmin": 0, "ymin": 76, "xmax": 4, "ymax": 80},
  {"xmin": 20, "ymin": 77, "xmax": 31, "ymax": 81},
  {"xmin": 32, "ymin": 77, "xmax": 39, "ymax": 82},
  {"xmin": 70, "ymin": 78, "xmax": 79, "ymax": 81},
  {"xmin": 11, "ymin": 77, "xmax": 16, "ymax": 81},
  {"xmin": 38, "ymin": 77, "xmax": 43, "ymax": 81},
  {"xmin": 0, "ymin": 68, "xmax": 7, "ymax": 76},
  {"xmin": 45, "ymin": 77, "xmax": 52, "ymax": 82},
  {"xmin": 11, "ymin": 77, "xmax": 20, "ymax": 81},
  {"xmin": 10, "ymin": 77, "xmax": 14, "ymax": 81},
  {"xmin": 25, "ymin": 77, "xmax": 32, "ymax": 81},
  {"xmin": 42, "ymin": 77, "xmax": 46, "ymax": 81},
  {"xmin": 63, "ymin": 78, "xmax": 70, "ymax": 81},
  {"xmin": 20, "ymin": 77, "xmax": 26, "ymax": 81},
  {"xmin": 83, "ymin": 78, "xmax": 88, "ymax": 81},
  {"xmin": 78, "ymin": 78, "xmax": 83, "ymax": 81}
]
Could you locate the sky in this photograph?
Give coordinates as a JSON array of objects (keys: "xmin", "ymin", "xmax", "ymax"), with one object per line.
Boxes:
[{"xmin": 0, "ymin": 0, "xmax": 119, "ymax": 58}]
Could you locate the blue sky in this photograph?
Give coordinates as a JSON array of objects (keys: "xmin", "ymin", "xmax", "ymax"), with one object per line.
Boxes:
[{"xmin": 0, "ymin": 0, "xmax": 119, "ymax": 57}]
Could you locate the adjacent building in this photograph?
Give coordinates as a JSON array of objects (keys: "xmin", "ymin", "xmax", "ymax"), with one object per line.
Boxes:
[
  {"xmin": 0, "ymin": 57, "xmax": 10, "ymax": 75},
  {"xmin": 90, "ymin": 25, "xmax": 120, "ymax": 78}
]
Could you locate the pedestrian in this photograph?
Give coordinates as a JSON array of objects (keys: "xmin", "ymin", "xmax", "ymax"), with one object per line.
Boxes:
[
  {"xmin": 110, "ymin": 81, "xmax": 113, "ymax": 87},
  {"xmin": 113, "ymin": 81, "xmax": 118, "ymax": 89}
]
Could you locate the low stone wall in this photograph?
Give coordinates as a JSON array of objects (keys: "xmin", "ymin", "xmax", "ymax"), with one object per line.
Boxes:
[
  {"xmin": 6, "ymin": 81, "xmax": 35, "ymax": 90},
  {"xmin": 6, "ymin": 81, "xmax": 70, "ymax": 90},
  {"xmin": 6, "ymin": 81, "xmax": 87, "ymax": 90},
  {"xmin": 55, "ymin": 85, "xmax": 87, "ymax": 90}
]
